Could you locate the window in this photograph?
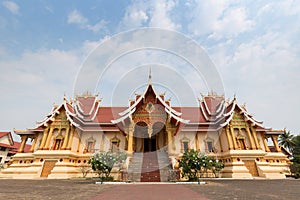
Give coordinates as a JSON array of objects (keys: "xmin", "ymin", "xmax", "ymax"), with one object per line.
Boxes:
[
  {"xmin": 0, "ymin": 146, "xmax": 6, "ymax": 151},
  {"xmin": 111, "ymin": 141, "xmax": 119, "ymax": 152},
  {"xmin": 207, "ymin": 141, "xmax": 213, "ymax": 152},
  {"xmin": 238, "ymin": 139, "xmax": 247, "ymax": 150},
  {"xmin": 110, "ymin": 136, "xmax": 120, "ymax": 152},
  {"xmin": 53, "ymin": 139, "xmax": 62, "ymax": 150},
  {"xmin": 86, "ymin": 137, "xmax": 96, "ymax": 153},
  {"xmin": 183, "ymin": 141, "xmax": 189, "ymax": 151},
  {"xmin": 205, "ymin": 137, "xmax": 215, "ymax": 153},
  {"xmin": 181, "ymin": 137, "xmax": 190, "ymax": 152},
  {"xmin": 87, "ymin": 141, "xmax": 94, "ymax": 153}
]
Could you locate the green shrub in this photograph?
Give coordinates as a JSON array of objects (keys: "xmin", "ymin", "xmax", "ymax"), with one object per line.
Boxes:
[
  {"xmin": 179, "ymin": 149, "xmax": 224, "ymax": 181},
  {"xmin": 89, "ymin": 151, "xmax": 127, "ymax": 181}
]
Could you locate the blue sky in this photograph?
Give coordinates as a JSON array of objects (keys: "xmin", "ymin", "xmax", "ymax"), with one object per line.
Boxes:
[{"xmin": 0, "ymin": 0, "xmax": 300, "ymax": 139}]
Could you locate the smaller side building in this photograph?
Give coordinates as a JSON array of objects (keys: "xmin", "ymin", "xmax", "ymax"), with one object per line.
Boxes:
[{"xmin": 0, "ymin": 132, "xmax": 31, "ymax": 166}]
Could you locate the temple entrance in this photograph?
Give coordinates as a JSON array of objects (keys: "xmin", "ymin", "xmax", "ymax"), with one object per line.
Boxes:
[
  {"xmin": 133, "ymin": 121, "xmax": 166, "ymax": 153},
  {"xmin": 144, "ymin": 137, "xmax": 156, "ymax": 152}
]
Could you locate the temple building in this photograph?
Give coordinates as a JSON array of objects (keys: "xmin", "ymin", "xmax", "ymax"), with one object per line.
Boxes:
[
  {"xmin": 0, "ymin": 132, "xmax": 31, "ymax": 166},
  {"xmin": 0, "ymin": 76, "xmax": 290, "ymax": 180}
]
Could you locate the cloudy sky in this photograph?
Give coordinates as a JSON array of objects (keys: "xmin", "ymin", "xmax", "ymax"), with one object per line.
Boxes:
[{"xmin": 1, "ymin": 0, "xmax": 299, "ymax": 140}]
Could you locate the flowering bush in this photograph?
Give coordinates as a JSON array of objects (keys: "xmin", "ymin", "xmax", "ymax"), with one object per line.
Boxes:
[
  {"xmin": 179, "ymin": 149, "xmax": 224, "ymax": 181},
  {"xmin": 89, "ymin": 151, "xmax": 127, "ymax": 181}
]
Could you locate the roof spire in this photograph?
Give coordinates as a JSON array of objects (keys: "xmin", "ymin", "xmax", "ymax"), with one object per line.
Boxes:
[{"xmin": 148, "ymin": 68, "xmax": 152, "ymax": 84}]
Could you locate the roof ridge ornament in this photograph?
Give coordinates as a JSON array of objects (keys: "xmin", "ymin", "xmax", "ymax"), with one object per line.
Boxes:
[{"xmin": 148, "ymin": 68, "xmax": 152, "ymax": 85}]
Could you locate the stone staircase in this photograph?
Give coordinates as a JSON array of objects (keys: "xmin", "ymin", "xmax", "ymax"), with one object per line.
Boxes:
[
  {"xmin": 128, "ymin": 153, "xmax": 143, "ymax": 182},
  {"xmin": 157, "ymin": 151, "xmax": 171, "ymax": 182},
  {"xmin": 128, "ymin": 151, "xmax": 170, "ymax": 182},
  {"xmin": 141, "ymin": 152, "xmax": 161, "ymax": 182}
]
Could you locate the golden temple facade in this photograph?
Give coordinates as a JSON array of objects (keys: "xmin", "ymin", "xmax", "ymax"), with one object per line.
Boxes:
[{"xmin": 0, "ymin": 78, "xmax": 290, "ymax": 180}]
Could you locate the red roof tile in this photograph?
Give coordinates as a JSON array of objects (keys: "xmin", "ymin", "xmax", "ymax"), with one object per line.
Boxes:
[
  {"xmin": 11, "ymin": 142, "xmax": 31, "ymax": 153},
  {"xmin": 77, "ymin": 96, "xmax": 97, "ymax": 115},
  {"xmin": 0, "ymin": 132, "xmax": 10, "ymax": 138},
  {"xmin": 95, "ymin": 107, "xmax": 127, "ymax": 123}
]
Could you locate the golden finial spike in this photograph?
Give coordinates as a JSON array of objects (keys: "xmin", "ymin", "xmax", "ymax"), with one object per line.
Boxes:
[{"xmin": 148, "ymin": 68, "xmax": 152, "ymax": 84}]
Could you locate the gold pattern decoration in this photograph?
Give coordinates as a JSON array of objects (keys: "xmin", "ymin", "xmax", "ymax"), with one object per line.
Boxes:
[{"xmin": 231, "ymin": 111, "xmax": 246, "ymax": 128}]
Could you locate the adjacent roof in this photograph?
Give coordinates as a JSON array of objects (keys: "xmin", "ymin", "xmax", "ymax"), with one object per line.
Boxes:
[
  {"xmin": 9, "ymin": 142, "xmax": 31, "ymax": 154},
  {"xmin": 0, "ymin": 131, "xmax": 14, "ymax": 146},
  {"xmin": 14, "ymin": 79, "xmax": 273, "ymax": 134},
  {"xmin": 0, "ymin": 131, "xmax": 31, "ymax": 154}
]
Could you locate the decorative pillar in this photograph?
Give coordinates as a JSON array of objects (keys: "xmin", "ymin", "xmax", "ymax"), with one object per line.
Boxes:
[
  {"xmin": 245, "ymin": 126, "xmax": 255, "ymax": 150},
  {"xmin": 148, "ymin": 125, "xmax": 153, "ymax": 138},
  {"xmin": 167, "ymin": 129, "xmax": 173, "ymax": 154},
  {"xmin": 18, "ymin": 135, "xmax": 28, "ymax": 153},
  {"xmin": 30, "ymin": 136, "xmax": 38, "ymax": 153},
  {"xmin": 225, "ymin": 127, "xmax": 233, "ymax": 150},
  {"xmin": 250, "ymin": 126, "xmax": 261, "ymax": 149},
  {"xmin": 262, "ymin": 133, "xmax": 270, "ymax": 152},
  {"xmin": 195, "ymin": 132, "xmax": 200, "ymax": 151},
  {"xmin": 67, "ymin": 126, "xmax": 74, "ymax": 150},
  {"xmin": 218, "ymin": 130, "xmax": 223, "ymax": 152},
  {"xmin": 229, "ymin": 125, "xmax": 238, "ymax": 149},
  {"xmin": 271, "ymin": 135, "xmax": 280, "ymax": 152},
  {"xmin": 77, "ymin": 137, "xmax": 81, "ymax": 152},
  {"xmin": 127, "ymin": 126, "xmax": 134, "ymax": 154},
  {"xmin": 39, "ymin": 128, "xmax": 49, "ymax": 149},
  {"xmin": 44, "ymin": 127, "xmax": 54, "ymax": 150},
  {"xmin": 100, "ymin": 134, "xmax": 105, "ymax": 152},
  {"xmin": 61, "ymin": 127, "xmax": 70, "ymax": 150}
]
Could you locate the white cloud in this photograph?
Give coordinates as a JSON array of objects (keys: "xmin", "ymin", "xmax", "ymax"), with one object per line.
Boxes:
[
  {"xmin": 208, "ymin": 29, "xmax": 300, "ymax": 133},
  {"xmin": 67, "ymin": 9, "xmax": 88, "ymax": 26},
  {"xmin": 187, "ymin": 1, "xmax": 254, "ymax": 39},
  {"xmin": 0, "ymin": 48, "xmax": 81, "ymax": 132},
  {"xmin": 119, "ymin": 0, "xmax": 180, "ymax": 30},
  {"xmin": 148, "ymin": 0, "xmax": 180, "ymax": 30},
  {"xmin": 2, "ymin": 1, "xmax": 19, "ymax": 15},
  {"xmin": 87, "ymin": 19, "xmax": 107, "ymax": 33},
  {"xmin": 121, "ymin": 3, "xmax": 149, "ymax": 29},
  {"xmin": 67, "ymin": 9, "xmax": 107, "ymax": 33}
]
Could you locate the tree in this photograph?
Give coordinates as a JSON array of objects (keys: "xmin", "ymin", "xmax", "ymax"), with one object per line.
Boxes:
[
  {"xmin": 291, "ymin": 135, "xmax": 300, "ymax": 156},
  {"xmin": 288, "ymin": 134, "xmax": 300, "ymax": 178},
  {"xmin": 89, "ymin": 151, "xmax": 127, "ymax": 182},
  {"xmin": 279, "ymin": 130, "xmax": 294, "ymax": 152},
  {"xmin": 179, "ymin": 149, "xmax": 224, "ymax": 181},
  {"xmin": 179, "ymin": 149, "xmax": 201, "ymax": 181}
]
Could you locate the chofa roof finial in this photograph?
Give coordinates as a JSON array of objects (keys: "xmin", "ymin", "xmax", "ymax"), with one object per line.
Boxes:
[{"xmin": 148, "ymin": 68, "xmax": 152, "ymax": 84}]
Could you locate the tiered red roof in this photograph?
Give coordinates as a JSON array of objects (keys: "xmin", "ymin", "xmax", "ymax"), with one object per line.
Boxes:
[
  {"xmin": 0, "ymin": 132, "xmax": 31, "ymax": 153},
  {"xmin": 14, "ymin": 82, "xmax": 270, "ymax": 134}
]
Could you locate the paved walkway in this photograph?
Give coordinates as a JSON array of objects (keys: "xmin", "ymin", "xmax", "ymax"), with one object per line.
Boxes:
[{"xmin": 90, "ymin": 184, "xmax": 208, "ymax": 200}]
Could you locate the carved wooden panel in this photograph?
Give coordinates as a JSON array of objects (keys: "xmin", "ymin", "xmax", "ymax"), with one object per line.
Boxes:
[
  {"xmin": 243, "ymin": 160, "xmax": 259, "ymax": 177},
  {"xmin": 40, "ymin": 160, "xmax": 57, "ymax": 177},
  {"xmin": 231, "ymin": 111, "xmax": 246, "ymax": 128}
]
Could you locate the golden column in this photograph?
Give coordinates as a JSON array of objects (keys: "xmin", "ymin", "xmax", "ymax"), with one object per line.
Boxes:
[
  {"xmin": 245, "ymin": 126, "xmax": 255, "ymax": 149},
  {"xmin": 250, "ymin": 126, "xmax": 261, "ymax": 149},
  {"xmin": 39, "ymin": 127, "xmax": 49, "ymax": 150},
  {"xmin": 166, "ymin": 129, "xmax": 173, "ymax": 154},
  {"xmin": 262, "ymin": 133, "xmax": 270, "ymax": 152},
  {"xmin": 18, "ymin": 135, "xmax": 28, "ymax": 153},
  {"xmin": 195, "ymin": 132, "xmax": 200, "ymax": 151},
  {"xmin": 127, "ymin": 125, "xmax": 134, "ymax": 154},
  {"xmin": 225, "ymin": 127, "xmax": 233, "ymax": 150},
  {"xmin": 229, "ymin": 125, "xmax": 238, "ymax": 149},
  {"xmin": 29, "ymin": 135, "xmax": 38, "ymax": 153},
  {"xmin": 67, "ymin": 126, "xmax": 74, "ymax": 150},
  {"xmin": 61, "ymin": 127, "xmax": 70, "ymax": 150},
  {"xmin": 218, "ymin": 130, "xmax": 223, "ymax": 152},
  {"xmin": 271, "ymin": 135, "xmax": 281, "ymax": 152},
  {"xmin": 44, "ymin": 127, "xmax": 54, "ymax": 150}
]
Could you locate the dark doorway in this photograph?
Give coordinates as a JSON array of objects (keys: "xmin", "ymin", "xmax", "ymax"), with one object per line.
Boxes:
[{"xmin": 144, "ymin": 137, "xmax": 156, "ymax": 152}]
